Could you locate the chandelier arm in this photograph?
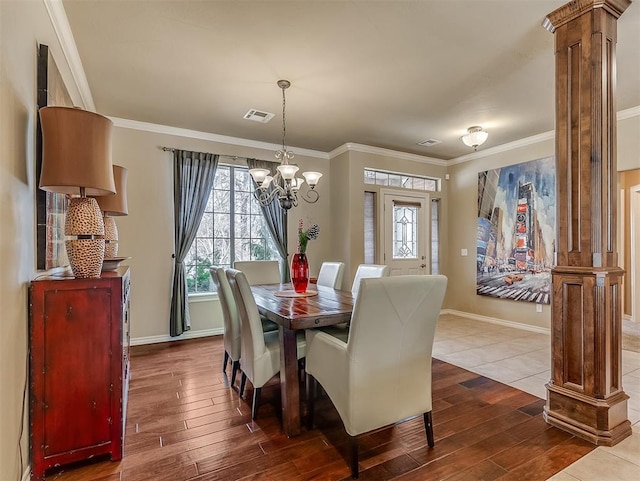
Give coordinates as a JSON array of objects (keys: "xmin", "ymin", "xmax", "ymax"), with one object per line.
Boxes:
[
  {"xmin": 298, "ymin": 188, "xmax": 320, "ymax": 204},
  {"xmin": 253, "ymin": 185, "xmax": 282, "ymax": 206}
]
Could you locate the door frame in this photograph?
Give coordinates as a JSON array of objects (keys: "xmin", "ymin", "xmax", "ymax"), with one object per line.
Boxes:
[
  {"xmin": 631, "ymin": 184, "xmax": 640, "ymax": 322},
  {"xmin": 378, "ymin": 188, "xmax": 431, "ymax": 273}
]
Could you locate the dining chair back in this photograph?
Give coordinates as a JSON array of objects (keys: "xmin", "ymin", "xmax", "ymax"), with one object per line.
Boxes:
[
  {"xmin": 305, "ymin": 274, "xmax": 447, "ymax": 478},
  {"xmin": 351, "ymin": 263, "xmax": 390, "ymax": 297},
  {"xmin": 316, "ymin": 261, "xmax": 345, "ymax": 289},
  {"xmin": 210, "ymin": 267, "xmax": 242, "ymax": 386},
  {"xmin": 233, "ymin": 260, "xmax": 281, "ymax": 285},
  {"xmin": 226, "ymin": 268, "xmax": 305, "ymax": 419}
]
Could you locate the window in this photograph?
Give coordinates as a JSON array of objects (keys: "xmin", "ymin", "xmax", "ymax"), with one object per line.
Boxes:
[
  {"xmin": 431, "ymin": 199, "xmax": 440, "ymax": 274},
  {"xmin": 185, "ymin": 165, "xmax": 279, "ymax": 293},
  {"xmin": 364, "ymin": 168, "xmax": 440, "ymax": 192},
  {"xmin": 364, "ymin": 192, "xmax": 376, "ymax": 263},
  {"xmin": 392, "ymin": 203, "xmax": 419, "ymax": 260}
]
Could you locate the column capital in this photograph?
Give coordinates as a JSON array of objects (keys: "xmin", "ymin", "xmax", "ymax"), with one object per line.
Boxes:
[{"xmin": 543, "ymin": 0, "xmax": 631, "ymax": 32}]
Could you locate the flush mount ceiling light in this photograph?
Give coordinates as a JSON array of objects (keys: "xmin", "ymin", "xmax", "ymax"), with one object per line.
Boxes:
[
  {"xmin": 461, "ymin": 126, "xmax": 489, "ymax": 151},
  {"xmin": 249, "ymin": 80, "xmax": 322, "ymax": 211}
]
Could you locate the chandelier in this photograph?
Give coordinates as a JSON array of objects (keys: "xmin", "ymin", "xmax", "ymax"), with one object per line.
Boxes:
[
  {"xmin": 249, "ymin": 80, "xmax": 322, "ymax": 211},
  {"xmin": 461, "ymin": 125, "xmax": 489, "ymax": 151}
]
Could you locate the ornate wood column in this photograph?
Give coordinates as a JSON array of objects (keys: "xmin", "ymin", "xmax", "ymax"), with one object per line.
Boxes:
[{"xmin": 543, "ymin": 0, "xmax": 632, "ymax": 446}]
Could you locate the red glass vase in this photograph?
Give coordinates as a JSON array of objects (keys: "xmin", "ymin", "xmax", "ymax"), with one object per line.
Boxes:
[{"xmin": 291, "ymin": 252, "xmax": 309, "ymax": 293}]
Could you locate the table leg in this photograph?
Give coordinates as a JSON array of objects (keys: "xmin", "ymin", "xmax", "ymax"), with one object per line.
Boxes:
[{"xmin": 279, "ymin": 326, "xmax": 301, "ymax": 437}]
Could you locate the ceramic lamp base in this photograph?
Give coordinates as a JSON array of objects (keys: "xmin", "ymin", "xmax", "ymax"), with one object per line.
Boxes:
[
  {"xmin": 103, "ymin": 215, "xmax": 119, "ymax": 257},
  {"xmin": 105, "ymin": 241, "xmax": 119, "ymax": 258},
  {"xmin": 65, "ymin": 197, "xmax": 105, "ymax": 236},
  {"xmin": 65, "ymin": 239, "xmax": 105, "ymax": 278}
]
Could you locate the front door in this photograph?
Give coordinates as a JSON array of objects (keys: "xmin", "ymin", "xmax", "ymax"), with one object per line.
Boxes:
[{"xmin": 380, "ymin": 189, "xmax": 430, "ymax": 276}]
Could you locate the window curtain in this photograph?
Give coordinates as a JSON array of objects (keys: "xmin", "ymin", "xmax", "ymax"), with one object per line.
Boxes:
[
  {"xmin": 170, "ymin": 150, "xmax": 219, "ymax": 336},
  {"xmin": 246, "ymin": 158, "xmax": 289, "ymax": 282}
]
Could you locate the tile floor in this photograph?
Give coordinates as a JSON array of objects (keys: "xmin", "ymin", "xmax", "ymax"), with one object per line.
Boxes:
[{"xmin": 433, "ymin": 313, "xmax": 640, "ymax": 481}]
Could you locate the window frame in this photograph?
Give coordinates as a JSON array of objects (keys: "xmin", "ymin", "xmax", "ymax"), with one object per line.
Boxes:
[{"xmin": 185, "ymin": 163, "xmax": 280, "ymax": 296}]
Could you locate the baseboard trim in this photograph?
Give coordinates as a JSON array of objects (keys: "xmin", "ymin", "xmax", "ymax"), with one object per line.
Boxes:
[
  {"xmin": 131, "ymin": 328, "xmax": 224, "ymax": 346},
  {"xmin": 440, "ymin": 309, "xmax": 551, "ymax": 335},
  {"xmin": 130, "ymin": 311, "xmax": 551, "ymax": 346}
]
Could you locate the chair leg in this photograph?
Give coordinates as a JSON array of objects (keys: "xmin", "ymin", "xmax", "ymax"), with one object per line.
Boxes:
[
  {"xmin": 222, "ymin": 351, "xmax": 229, "ymax": 372},
  {"xmin": 349, "ymin": 436, "xmax": 359, "ymax": 479},
  {"xmin": 239, "ymin": 372, "xmax": 247, "ymax": 398},
  {"xmin": 298, "ymin": 359, "xmax": 306, "ymax": 384},
  {"xmin": 305, "ymin": 373, "xmax": 316, "ymax": 430},
  {"xmin": 231, "ymin": 361, "xmax": 240, "ymax": 387},
  {"xmin": 251, "ymin": 387, "xmax": 262, "ymax": 420},
  {"xmin": 424, "ymin": 411, "xmax": 434, "ymax": 448}
]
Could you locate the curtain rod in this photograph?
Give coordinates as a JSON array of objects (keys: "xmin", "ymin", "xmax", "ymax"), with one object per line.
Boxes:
[{"xmin": 160, "ymin": 147, "xmax": 244, "ymax": 162}]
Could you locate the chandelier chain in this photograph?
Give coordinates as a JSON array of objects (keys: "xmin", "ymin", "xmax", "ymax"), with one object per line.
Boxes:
[{"xmin": 281, "ymin": 84, "xmax": 287, "ymax": 153}]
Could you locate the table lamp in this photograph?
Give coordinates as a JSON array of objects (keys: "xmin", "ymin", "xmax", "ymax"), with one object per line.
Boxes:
[
  {"xmin": 93, "ymin": 165, "xmax": 128, "ymax": 258},
  {"xmin": 39, "ymin": 106, "xmax": 115, "ymax": 278}
]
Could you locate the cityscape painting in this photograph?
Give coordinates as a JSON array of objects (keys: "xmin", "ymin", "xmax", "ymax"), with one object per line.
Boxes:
[{"xmin": 476, "ymin": 156, "xmax": 556, "ymax": 304}]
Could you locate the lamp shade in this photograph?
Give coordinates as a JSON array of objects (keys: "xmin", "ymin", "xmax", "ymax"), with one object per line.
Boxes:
[
  {"xmin": 94, "ymin": 165, "xmax": 128, "ymax": 216},
  {"xmin": 39, "ymin": 106, "xmax": 116, "ymax": 196},
  {"xmin": 461, "ymin": 126, "xmax": 489, "ymax": 149}
]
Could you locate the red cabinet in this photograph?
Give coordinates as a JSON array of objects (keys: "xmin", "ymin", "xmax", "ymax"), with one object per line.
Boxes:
[{"xmin": 29, "ymin": 267, "xmax": 130, "ymax": 480}]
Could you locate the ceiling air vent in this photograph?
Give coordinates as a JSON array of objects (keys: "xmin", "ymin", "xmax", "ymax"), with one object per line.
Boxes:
[
  {"xmin": 243, "ymin": 109, "xmax": 275, "ymax": 123},
  {"xmin": 417, "ymin": 139, "xmax": 442, "ymax": 147}
]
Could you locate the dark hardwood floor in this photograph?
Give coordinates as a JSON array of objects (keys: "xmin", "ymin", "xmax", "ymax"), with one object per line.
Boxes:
[{"xmin": 45, "ymin": 336, "xmax": 594, "ymax": 481}]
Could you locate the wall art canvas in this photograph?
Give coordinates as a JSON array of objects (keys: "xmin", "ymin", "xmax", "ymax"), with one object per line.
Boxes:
[
  {"xmin": 36, "ymin": 44, "xmax": 73, "ymax": 270},
  {"xmin": 476, "ymin": 156, "xmax": 555, "ymax": 304}
]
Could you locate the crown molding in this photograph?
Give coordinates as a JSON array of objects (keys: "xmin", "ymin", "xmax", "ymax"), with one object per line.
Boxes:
[
  {"xmin": 449, "ymin": 105, "xmax": 640, "ymax": 166},
  {"xmin": 43, "ymin": 0, "xmax": 94, "ymax": 111},
  {"xmin": 618, "ymin": 105, "xmax": 640, "ymax": 120},
  {"xmin": 109, "ymin": 117, "xmax": 330, "ymax": 160},
  {"xmin": 448, "ymin": 131, "xmax": 556, "ymax": 165},
  {"xmin": 329, "ymin": 142, "xmax": 448, "ymax": 166}
]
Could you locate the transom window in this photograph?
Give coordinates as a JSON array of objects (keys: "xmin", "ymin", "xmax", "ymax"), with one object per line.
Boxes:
[
  {"xmin": 364, "ymin": 168, "xmax": 440, "ymax": 192},
  {"xmin": 185, "ymin": 165, "xmax": 279, "ymax": 293}
]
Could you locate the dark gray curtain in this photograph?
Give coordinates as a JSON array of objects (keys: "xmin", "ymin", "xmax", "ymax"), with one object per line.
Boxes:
[
  {"xmin": 247, "ymin": 158, "xmax": 289, "ymax": 282},
  {"xmin": 170, "ymin": 150, "xmax": 219, "ymax": 336}
]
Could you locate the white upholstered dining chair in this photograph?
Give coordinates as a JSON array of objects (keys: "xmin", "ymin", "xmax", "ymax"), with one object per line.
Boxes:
[
  {"xmin": 305, "ymin": 275, "xmax": 448, "ymax": 478},
  {"xmin": 210, "ymin": 267, "xmax": 278, "ymax": 389},
  {"xmin": 351, "ymin": 263, "xmax": 390, "ymax": 297},
  {"xmin": 316, "ymin": 261, "xmax": 345, "ymax": 289},
  {"xmin": 226, "ymin": 268, "xmax": 306, "ymax": 419},
  {"xmin": 210, "ymin": 267, "xmax": 242, "ymax": 387},
  {"xmin": 233, "ymin": 260, "xmax": 281, "ymax": 285}
]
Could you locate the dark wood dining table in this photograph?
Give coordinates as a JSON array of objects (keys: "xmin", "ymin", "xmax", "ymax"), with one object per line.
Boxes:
[{"xmin": 250, "ymin": 283, "xmax": 354, "ymax": 437}]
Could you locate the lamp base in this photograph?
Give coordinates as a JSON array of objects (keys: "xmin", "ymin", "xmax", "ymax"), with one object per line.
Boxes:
[
  {"xmin": 105, "ymin": 241, "xmax": 119, "ymax": 258},
  {"xmin": 103, "ymin": 216, "xmax": 119, "ymax": 257},
  {"xmin": 65, "ymin": 239, "xmax": 105, "ymax": 278}
]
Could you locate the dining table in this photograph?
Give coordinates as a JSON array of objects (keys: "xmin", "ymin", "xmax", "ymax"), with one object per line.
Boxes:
[{"xmin": 250, "ymin": 282, "xmax": 354, "ymax": 437}]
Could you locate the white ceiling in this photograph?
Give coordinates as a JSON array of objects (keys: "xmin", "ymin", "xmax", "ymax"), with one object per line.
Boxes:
[{"xmin": 61, "ymin": 0, "xmax": 640, "ymax": 161}]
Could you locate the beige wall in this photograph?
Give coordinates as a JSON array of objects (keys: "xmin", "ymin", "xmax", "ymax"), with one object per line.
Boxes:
[
  {"xmin": 445, "ymin": 115, "xmax": 640, "ymax": 330},
  {"xmin": 111, "ymin": 126, "xmax": 331, "ymax": 341},
  {"xmin": 329, "ymin": 150, "xmax": 352, "ymax": 290},
  {"xmin": 618, "ymin": 114, "xmax": 640, "ymax": 172},
  {"xmin": 0, "ymin": 1, "xmax": 86, "ymax": 477}
]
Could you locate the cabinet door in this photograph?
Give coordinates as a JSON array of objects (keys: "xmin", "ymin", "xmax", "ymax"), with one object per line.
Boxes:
[{"xmin": 42, "ymin": 287, "xmax": 113, "ymax": 455}]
